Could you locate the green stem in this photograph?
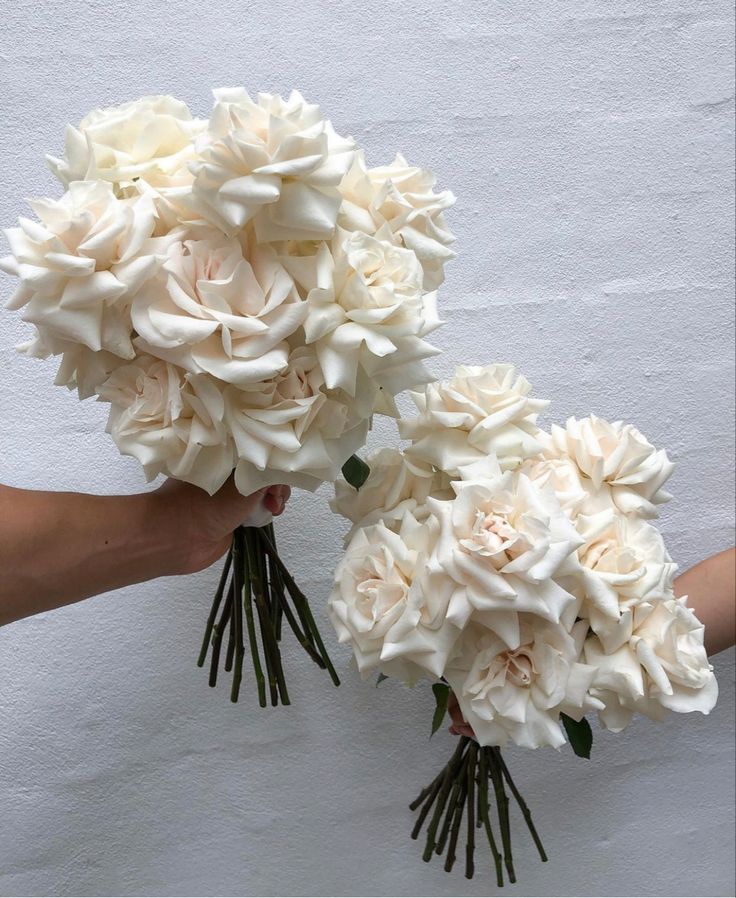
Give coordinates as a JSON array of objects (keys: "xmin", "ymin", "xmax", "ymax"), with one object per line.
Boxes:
[
  {"xmin": 266, "ymin": 523, "xmax": 284, "ymax": 640},
  {"xmin": 443, "ymin": 768, "xmax": 468, "ymax": 873},
  {"xmin": 208, "ymin": 580, "xmax": 233, "ymax": 689},
  {"xmin": 489, "ymin": 747, "xmax": 515, "ymax": 883},
  {"xmin": 479, "ymin": 748, "xmax": 504, "ymax": 888},
  {"xmin": 268, "ymin": 568, "xmax": 326, "ymax": 668},
  {"xmin": 465, "ymin": 744, "xmax": 477, "ymax": 879},
  {"xmin": 241, "ymin": 530, "xmax": 266, "ymax": 708},
  {"xmin": 230, "ymin": 530, "xmax": 245, "ymax": 704},
  {"xmin": 409, "ymin": 768, "xmax": 445, "ymax": 812},
  {"xmin": 410, "ymin": 771, "xmax": 445, "ymax": 841},
  {"xmin": 258, "ymin": 530, "xmax": 340, "ymax": 686},
  {"xmin": 246, "ymin": 530, "xmax": 279, "ymax": 706},
  {"xmin": 258, "ymin": 528, "xmax": 314, "ymax": 649},
  {"xmin": 435, "ymin": 778, "xmax": 462, "ymax": 857},
  {"xmin": 224, "ymin": 615, "xmax": 235, "ymax": 673},
  {"xmin": 247, "ymin": 529, "xmax": 291, "ymax": 706},
  {"xmin": 197, "ymin": 546, "xmax": 232, "ymax": 667},
  {"xmin": 423, "ymin": 741, "xmax": 469, "ymax": 861},
  {"xmin": 258, "ymin": 539, "xmax": 291, "ymax": 706},
  {"xmin": 497, "ymin": 749, "xmax": 548, "ymax": 863}
]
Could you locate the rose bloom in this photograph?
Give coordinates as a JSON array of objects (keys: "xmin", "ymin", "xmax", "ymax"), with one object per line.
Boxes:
[
  {"xmin": 190, "ymin": 88, "xmax": 355, "ymax": 240},
  {"xmin": 328, "ymin": 511, "xmax": 459, "ymax": 682},
  {"xmin": 284, "ymin": 226, "xmax": 441, "ymax": 399},
  {"xmin": 543, "ymin": 415, "xmax": 675, "ymax": 518},
  {"xmin": 428, "ymin": 461, "xmax": 583, "ymax": 648},
  {"xmin": 400, "ymin": 364, "xmax": 549, "ymax": 476},
  {"xmin": 576, "ymin": 510, "xmax": 677, "ymax": 651},
  {"xmin": 225, "ymin": 346, "xmax": 370, "ymax": 493},
  {"xmin": 0, "ymin": 181, "xmax": 170, "ymax": 358},
  {"xmin": 445, "ymin": 615, "xmax": 600, "ymax": 749},
  {"xmin": 131, "ymin": 230, "xmax": 306, "ymax": 385},
  {"xmin": 520, "ymin": 452, "xmax": 590, "ymax": 518},
  {"xmin": 98, "ymin": 355, "xmax": 233, "ymax": 494},
  {"xmin": 47, "ymin": 95, "xmax": 205, "ymax": 191},
  {"xmin": 338, "ymin": 150, "xmax": 456, "ymax": 290},
  {"xmin": 331, "ymin": 447, "xmax": 446, "ymax": 541},
  {"xmin": 584, "ymin": 594, "xmax": 718, "ymax": 732}
]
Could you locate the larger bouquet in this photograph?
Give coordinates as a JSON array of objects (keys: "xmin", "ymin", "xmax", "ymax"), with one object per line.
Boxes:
[
  {"xmin": 0, "ymin": 89, "xmax": 455, "ymax": 704},
  {"xmin": 328, "ymin": 364, "xmax": 718, "ymax": 883}
]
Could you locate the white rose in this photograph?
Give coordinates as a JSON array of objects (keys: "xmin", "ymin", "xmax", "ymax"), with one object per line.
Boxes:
[
  {"xmin": 131, "ymin": 231, "xmax": 306, "ymax": 385},
  {"xmin": 225, "ymin": 346, "xmax": 369, "ymax": 493},
  {"xmin": 328, "ymin": 511, "xmax": 460, "ymax": 681},
  {"xmin": 429, "ymin": 466, "xmax": 583, "ymax": 648},
  {"xmin": 98, "ymin": 355, "xmax": 234, "ymax": 494},
  {"xmin": 445, "ymin": 616, "xmax": 600, "ymax": 749},
  {"xmin": 584, "ymin": 595, "xmax": 718, "ymax": 732},
  {"xmin": 520, "ymin": 453, "xmax": 590, "ymax": 518},
  {"xmin": 576, "ymin": 511, "xmax": 677, "ymax": 650},
  {"xmin": 0, "ymin": 181, "xmax": 171, "ymax": 358},
  {"xmin": 338, "ymin": 150, "xmax": 456, "ymax": 290},
  {"xmin": 400, "ymin": 364, "xmax": 550, "ymax": 476},
  {"xmin": 286, "ymin": 227, "xmax": 441, "ymax": 397},
  {"xmin": 544, "ymin": 416, "xmax": 675, "ymax": 518},
  {"xmin": 47, "ymin": 95, "xmax": 205, "ymax": 190},
  {"xmin": 189, "ymin": 88, "xmax": 355, "ymax": 239},
  {"xmin": 331, "ymin": 447, "xmax": 446, "ymax": 540}
]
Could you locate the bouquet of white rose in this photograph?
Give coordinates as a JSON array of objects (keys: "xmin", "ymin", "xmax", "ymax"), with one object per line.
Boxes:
[
  {"xmin": 328, "ymin": 364, "xmax": 718, "ymax": 883},
  {"xmin": 0, "ymin": 88, "xmax": 455, "ymax": 706}
]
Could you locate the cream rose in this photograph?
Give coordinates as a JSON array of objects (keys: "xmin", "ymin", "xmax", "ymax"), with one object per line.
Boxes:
[
  {"xmin": 331, "ymin": 447, "xmax": 446, "ymax": 541},
  {"xmin": 131, "ymin": 231, "xmax": 306, "ymax": 384},
  {"xmin": 584, "ymin": 594, "xmax": 718, "ymax": 732},
  {"xmin": 225, "ymin": 346, "xmax": 369, "ymax": 493},
  {"xmin": 294, "ymin": 231, "xmax": 440, "ymax": 396},
  {"xmin": 287, "ymin": 227, "xmax": 441, "ymax": 398},
  {"xmin": 189, "ymin": 88, "xmax": 355, "ymax": 240},
  {"xmin": 445, "ymin": 616, "xmax": 600, "ymax": 749},
  {"xmin": 328, "ymin": 511, "xmax": 460, "ymax": 681},
  {"xmin": 400, "ymin": 364, "xmax": 549, "ymax": 476},
  {"xmin": 544, "ymin": 416, "xmax": 675, "ymax": 518},
  {"xmin": 428, "ymin": 466, "xmax": 583, "ymax": 648},
  {"xmin": 338, "ymin": 150, "xmax": 456, "ymax": 290},
  {"xmin": 47, "ymin": 95, "xmax": 205, "ymax": 191},
  {"xmin": 520, "ymin": 453, "xmax": 590, "ymax": 518},
  {"xmin": 576, "ymin": 511, "xmax": 677, "ymax": 650},
  {"xmin": 98, "ymin": 354, "xmax": 233, "ymax": 494},
  {"xmin": 0, "ymin": 181, "xmax": 170, "ymax": 358}
]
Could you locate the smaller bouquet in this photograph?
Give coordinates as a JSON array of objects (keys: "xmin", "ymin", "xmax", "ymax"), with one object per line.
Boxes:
[{"xmin": 328, "ymin": 364, "xmax": 718, "ymax": 884}]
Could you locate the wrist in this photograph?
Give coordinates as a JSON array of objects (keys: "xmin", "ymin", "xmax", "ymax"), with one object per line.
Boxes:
[{"xmin": 142, "ymin": 488, "xmax": 192, "ymax": 577}]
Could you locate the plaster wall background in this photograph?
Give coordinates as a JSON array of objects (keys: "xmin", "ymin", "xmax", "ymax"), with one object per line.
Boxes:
[{"xmin": 0, "ymin": 2, "xmax": 734, "ymax": 895}]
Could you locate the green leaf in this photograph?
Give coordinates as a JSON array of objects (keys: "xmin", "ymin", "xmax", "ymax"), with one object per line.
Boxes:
[
  {"xmin": 342, "ymin": 454, "xmax": 370, "ymax": 490},
  {"xmin": 561, "ymin": 713, "xmax": 593, "ymax": 759},
  {"xmin": 430, "ymin": 682, "xmax": 451, "ymax": 737},
  {"xmin": 376, "ymin": 673, "xmax": 389, "ymax": 687}
]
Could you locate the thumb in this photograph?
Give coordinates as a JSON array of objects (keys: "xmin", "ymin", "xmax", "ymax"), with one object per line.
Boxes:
[{"xmin": 213, "ymin": 478, "xmax": 270, "ymax": 532}]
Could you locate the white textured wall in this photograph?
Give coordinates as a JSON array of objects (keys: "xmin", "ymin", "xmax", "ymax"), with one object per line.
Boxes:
[{"xmin": 0, "ymin": 1, "xmax": 734, "ymax": 895}]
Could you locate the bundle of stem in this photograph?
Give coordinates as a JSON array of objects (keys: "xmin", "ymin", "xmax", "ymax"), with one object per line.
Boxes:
[
  {"xmin": 197, "ymin": 523, "xmax": 339, "ymax": 707},
  {"xmin": 410, "ymin": 738, "xmax": 547, "ymax": 883}
]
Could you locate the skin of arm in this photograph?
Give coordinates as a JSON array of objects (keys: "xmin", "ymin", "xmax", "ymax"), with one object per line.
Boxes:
[
  {"xmin": 674, "ymin": 547, "xmax": 735, "ymax": 657},
  {"xmin": 448, "ymin": 547, "xmax": 736, "ymax": 736},
  {"xmin": 0, "ymin": 479, "xmax": 290, "ymax": 627}
]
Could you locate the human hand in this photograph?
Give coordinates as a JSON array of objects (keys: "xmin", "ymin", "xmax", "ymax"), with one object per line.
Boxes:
[
  {"xmin": 155, "ymin": 477, "xmax": 291, "ymax": 575},
  {"xmin": 448, "ymin": 690, "xmax": 476, "ymax": 739}
]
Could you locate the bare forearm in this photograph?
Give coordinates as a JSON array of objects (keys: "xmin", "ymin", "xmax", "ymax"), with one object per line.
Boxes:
[
  {"xmin": 675, "ymin": 547, "xmax": 735, "ymax": 656},
  {"xmin": 0, "ymin": 485, "xmax": 186, "ymax": 626}
]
